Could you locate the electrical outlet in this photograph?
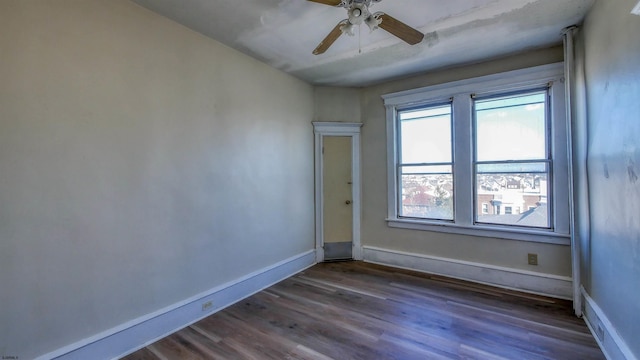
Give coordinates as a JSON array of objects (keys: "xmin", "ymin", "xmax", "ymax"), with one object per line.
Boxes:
[
  {"xmin": 528, "ymin": 253, "xmax": 538, "ymax": 266},
  {"xmin": 202, "ymin": 300, "xmax": 213, "ymax": 312}
]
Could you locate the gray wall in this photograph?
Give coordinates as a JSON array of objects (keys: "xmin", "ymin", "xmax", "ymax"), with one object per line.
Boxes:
[
  {"xmin": 0, "ymin": 1, "xmax": 314, "ymax": 358},
  {"xmin": 315, "ymin": 47, "xmax": 574, "ymax": 277},
  {"xmin": 314, "ymin": 87, "xmax": 362, "ymax": 123},
  {"xmin": 580, "ymin": 0, "xmax": 640, "ymax": 357}
]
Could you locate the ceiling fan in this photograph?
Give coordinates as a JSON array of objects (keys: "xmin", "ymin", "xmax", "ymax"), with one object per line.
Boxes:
[{"xmin": 308, "ymin": 0, "xmax": 425, "ymax": 55}]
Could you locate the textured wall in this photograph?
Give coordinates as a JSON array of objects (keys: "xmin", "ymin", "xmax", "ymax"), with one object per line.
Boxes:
[
  {"xmin": 580, "ymin": 0, "xmax": 640, "ymax": 357},
  {"xmin": 0, "ymin": 1, "xmax": 314, "ymax": 358}
]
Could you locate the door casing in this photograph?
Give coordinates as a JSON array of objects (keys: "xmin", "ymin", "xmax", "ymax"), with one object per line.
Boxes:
[{"xmin": 313, "ymin": 122, "xmax": 363, "ymax": 262}]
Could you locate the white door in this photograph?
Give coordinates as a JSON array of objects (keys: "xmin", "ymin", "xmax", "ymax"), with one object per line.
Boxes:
[
  {"xmin": 322, "ymin": 136, "xmax": 353, "ymax": 260},
  {"xmin": 313, "ymin": 122, "xmax": 362, "ymax": 263}
]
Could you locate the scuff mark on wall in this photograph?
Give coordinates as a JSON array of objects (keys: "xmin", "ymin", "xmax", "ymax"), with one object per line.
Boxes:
[{"xmin": 628, "ymin": 159, "xmax": 638, "ymax": 183}]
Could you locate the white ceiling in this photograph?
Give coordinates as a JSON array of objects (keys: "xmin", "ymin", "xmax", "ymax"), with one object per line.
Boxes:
[{"xmin": 131, "ymin": 0, "xmax": 594, "ymax": 87}]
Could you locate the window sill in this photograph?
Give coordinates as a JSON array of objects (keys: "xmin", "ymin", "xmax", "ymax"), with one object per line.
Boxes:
[{"xmin": 386, "ymin": 218, "xmax": 570, "ymax": 245}]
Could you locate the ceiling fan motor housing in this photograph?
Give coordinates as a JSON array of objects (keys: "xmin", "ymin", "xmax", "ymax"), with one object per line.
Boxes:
[{"xmin": 348, "ymin": 4, "xmax": 370, "ymax": 25}]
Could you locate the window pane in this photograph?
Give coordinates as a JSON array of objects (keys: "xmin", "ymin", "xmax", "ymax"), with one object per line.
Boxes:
[
  {"xmin": 399, "ymin": 165, "xmax": 453, "ymax": 220},
  {"xmin": 399, "ymin": 105, "xmax": 452, "ymax": 164},
  {"xmin": 476, "ymin": 172, "xmax": 549, "ymax": 228},
  {"xmin": 475, "ymin": 92, "xmax": 546, "ymax": 162}
]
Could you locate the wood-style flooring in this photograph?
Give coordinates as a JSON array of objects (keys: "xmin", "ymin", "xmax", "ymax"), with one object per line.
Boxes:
[{"xmin": 122, "ymin": 261, "xmax": 604, "ymax": 360}]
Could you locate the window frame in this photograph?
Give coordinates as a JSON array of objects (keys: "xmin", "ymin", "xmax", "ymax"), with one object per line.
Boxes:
[{"xmin": 382, "ymin": 63, "xmax": 570, "ymax": 245}]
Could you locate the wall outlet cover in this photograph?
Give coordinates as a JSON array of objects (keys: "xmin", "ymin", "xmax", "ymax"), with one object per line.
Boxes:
[
  {"xmin": 596, "ymin": 323, "xmax": 605, "ymax": 341},
  {"xmin": 201, "ymin": 301, "xmax": 213, "ymax": 312}
]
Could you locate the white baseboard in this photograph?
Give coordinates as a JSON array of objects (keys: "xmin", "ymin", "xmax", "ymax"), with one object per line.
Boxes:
[
  {"xmin": 39, "ymin": 250, "xmax": 316, "ymax": 360},
  {"xmin": 581, "ymin": 286, "xmax": 637, "ymax": 360},
  {"xmin": 362, "ymin": 246, "xmax": 573, "ymax": 299}
]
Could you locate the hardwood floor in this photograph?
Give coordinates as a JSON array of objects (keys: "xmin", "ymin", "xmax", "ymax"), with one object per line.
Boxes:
[{"xmin": 122, "ymin": 261, "xmax": 604, "ymax": 360}]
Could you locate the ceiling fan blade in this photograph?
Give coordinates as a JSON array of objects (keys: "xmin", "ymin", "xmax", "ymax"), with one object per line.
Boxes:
[
  {"xmin": 378, "ymin": 13, "xmax": 424, "ymax": 45},
  {"xmin": 306, "ymin": 0, "xmax": 343, "ymax": 6},
  {"xmin": 313, "ymin": 21, "xmax": 346, "ymax": 55}
]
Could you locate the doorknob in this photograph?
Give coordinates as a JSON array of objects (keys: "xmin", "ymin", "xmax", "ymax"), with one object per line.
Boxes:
[{"xmin": 345, "ymin": 200, "xmax": 352, "ymax": 205}]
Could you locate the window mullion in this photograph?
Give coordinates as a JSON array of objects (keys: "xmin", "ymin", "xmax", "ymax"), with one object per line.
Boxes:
[{"xmin": 452, "ymin": 95, "xmax": 474, "ymax": 226}]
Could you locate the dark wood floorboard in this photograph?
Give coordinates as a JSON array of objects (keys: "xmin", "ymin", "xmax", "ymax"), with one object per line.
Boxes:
[{"xmin": 121, "ymin": 261, "xmax": 604, "ymax": 360}]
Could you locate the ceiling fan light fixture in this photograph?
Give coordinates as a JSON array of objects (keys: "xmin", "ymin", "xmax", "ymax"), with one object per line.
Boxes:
[
  {"xmin": 340, "ymin": 22, "xmax": 357, "ymax": 36},
  {"xmin": 365, "ymin": 12, "xmax": 383, "ymax": 32}
]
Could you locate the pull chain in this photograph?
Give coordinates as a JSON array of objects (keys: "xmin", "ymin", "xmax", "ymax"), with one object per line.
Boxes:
[{"xmin": 359, "ymin": 25, "xmax": 362, "ymax": 54}]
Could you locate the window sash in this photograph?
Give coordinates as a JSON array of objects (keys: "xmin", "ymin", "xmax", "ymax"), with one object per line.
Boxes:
[
  {"xmin": 474, "ymin": 165, "xmax": 552, "ymax": 229},
  {"xmin": 472, "ymin": 89, "xmax": 553, "ymax": 230},
  {"xmin": 397, "ymin": 166, "xmax": 454, "ymax": 221},
  {"xmin": 396, "ymin": 103, "xmax": 453, "ymax": 221}
]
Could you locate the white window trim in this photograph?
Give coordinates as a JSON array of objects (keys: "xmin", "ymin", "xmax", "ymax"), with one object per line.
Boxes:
[{"xmin": 383, "ymin": 63, "xmax": 570, "ymax": 245}]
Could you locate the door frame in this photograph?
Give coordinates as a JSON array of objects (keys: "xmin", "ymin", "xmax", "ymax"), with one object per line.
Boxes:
[{"xmin": 313, "ymin": 122, "xmax": 363, "ymax": 262}]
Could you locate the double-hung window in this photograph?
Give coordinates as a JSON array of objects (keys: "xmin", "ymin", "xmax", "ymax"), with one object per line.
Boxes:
[
  {"xmin": 397, "ymin": 103, "xmax": 454, "ymax": 221},
  {"xmin": 384, "ymin": 64, "xmax": 570, "ymax": 244},
  {"xmin": 474, "ymin": 90, "xmax": 550, "ymax": 228}
]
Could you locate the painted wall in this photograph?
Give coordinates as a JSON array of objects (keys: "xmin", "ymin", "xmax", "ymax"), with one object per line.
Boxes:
[
  {"xmin": 580, "ymin": 0, "xmax": 640, "ymax": 357},
  {"xmin": 348, "ymin": 47, "xmax": 575, "ymax": 277},
  {"xmin": 314, "ymin": 87, "xmax": 362, "ymax": 123},
  {"xmin": 0, "ymin": 1, "xmax": 314, "ymax": 358}
]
